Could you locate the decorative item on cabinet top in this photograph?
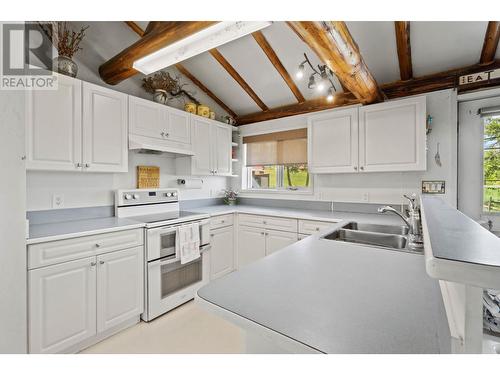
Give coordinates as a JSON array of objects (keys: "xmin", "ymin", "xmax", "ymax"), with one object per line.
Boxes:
[
  {"xmin": 184, "ymin": 102, "xmax": 197, "ymax": 114},
  {"xmin": 197, "ymin": 105, "xmax": 210, "ymax": 118},
  {"xmin": 137, "ymin": 166, "xmax": 160, "ymax": 188},
  {"xmin": 142, "ymin": 70, "xmax": 200, "ymax": 106}
]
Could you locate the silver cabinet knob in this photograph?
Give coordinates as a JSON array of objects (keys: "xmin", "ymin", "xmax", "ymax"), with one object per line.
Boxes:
[
  {"xmin": 263, "ymin": 221, "xmax": 267, "ymax": 225},
  {"xmin": 210, "ymin": 233, "xmax": 214, "ymax": 237},
  {"xmin": 360, "ymin": 166, "xmax": 365, "ymax": 170},
  {"xmin": 221, "ymin": 220, "xmax": 225, "ymax": 223},
  {"xmin": 85, "ymin": 163, "xmax": 90, "ymax": 168},
  {"xmin": 354, "ymin": 166, "xmax": 357, "ymax": 170},
  {"xmin": 76, "ymin": 163, "xmax": 82, "ymax": 168},
  {"xmin": 99, "ymin": 260, "xmax": 105, "ymax": 265},
  {"xmin": 95, "ymin": 243, "xmax": 100, "ymax": 248},
  {"xmin": 90, "ymin": 261, "xmax": 96, "ymax": 267},
  {"xmin": 261, "ymin": 232, "xmax": 265, "ymax": 235},
  {"xmin": 165, "ymin": 132, "xmax": 169, "ymax": 137},
  {"xmin": 316, "ymin": 227, "xmax": 320, "ymax": 231},
  {"xmin": 160, "ymin": 132, "xmax": 165, "ymax": 137}
]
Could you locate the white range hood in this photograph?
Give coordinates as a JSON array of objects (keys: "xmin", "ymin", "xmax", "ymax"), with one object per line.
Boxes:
[{"xmin": 128, "ymin": 134, "xmax": 195, "ymax": 156}]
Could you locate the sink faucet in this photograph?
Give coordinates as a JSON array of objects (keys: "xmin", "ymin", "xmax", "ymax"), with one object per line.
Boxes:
[{"xmin": 378, "ymin": 194, "xmax": 423, "ymax": 250}]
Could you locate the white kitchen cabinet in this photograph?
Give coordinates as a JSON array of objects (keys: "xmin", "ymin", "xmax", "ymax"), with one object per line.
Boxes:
[
  {"xmin": 29, "ymin": 256, "xmax": 97, "ymax": 354},
  {"xmin": 237, "ymin": 225, "xmax": 266, "ymax": 268},
  {"xmin": 176, "ymin": 116, "xmax": 232, "ymax": 176},
  {"xmin": 82, "ymin": 82, "xmax": 128, "ymax": 172},
  {"xmin": 25, "ymin": 73, "xmax": 82, "ymax": 171},
  {"xmin": 265, "ymin": 229, "xmax": 297, "ymax": 256},
  {"xmin": 129, "ymin": 96, "xmax": 191, "ymax": 145},
  {"xmin": 210, "ymin": 225, "xmax": 235, "ymax": 280},
  {"xmin": 128, "ymin": 96, "xmax": 163, "ymax": 139},
  {"xmin": 358, "ymin": 96, "xmax": 426, "ymax": 172},
  {"xmin": 26, "ymin": 74, "xmax": 129, "ymax": 173},
  {"xmin": 96, "ymin": 247, "xmax": 143, "ymax": 333},
  {"xmin": 308, "ymin": 107, "xmax": 359, "ymax": 173}
]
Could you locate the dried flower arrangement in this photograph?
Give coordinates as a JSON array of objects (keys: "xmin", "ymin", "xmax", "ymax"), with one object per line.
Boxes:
[
  {"xmin": 142, "ymin": 71, "xmax": 200, "ymax": 105},
  {"xmin": 38, "ymin": 22, "xmax": 89, "ymax": 58},
  {"xmin": 222, "ymin": 189, "xmax": 239, "ymax": 205}
]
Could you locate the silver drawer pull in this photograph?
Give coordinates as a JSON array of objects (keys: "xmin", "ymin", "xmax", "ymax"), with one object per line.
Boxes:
[
  {"xmin": 99, "ymin": 260, "xmax": 105, "ymax": 265},
  {"xmin": 263, "ymin": 221, "xmax": 267, "ymax": 224},
  {"xmin": 76, "ymin": 163, "xmax": 82, "ymax": 168},
  {"xmin": 261, "ymin": 232, "xmax": 265, "ymax": 235},
  {"xmin": 221, "ymin": 220, "xmax": 225, "ymax": 223},
  {"xmin": 90, "ymin": 261, "xmax": 96, "ymax": 267},
  {"xmin": 316, "ymin": 227, "xmax": 320, "ymax": 231},
  {"xmin": 210, "ymin": 234, "xmax": 214, "ymax": 237},
  {"xmin": 95, "ymin": 243, "xmax": 101, "ymax": 248}
]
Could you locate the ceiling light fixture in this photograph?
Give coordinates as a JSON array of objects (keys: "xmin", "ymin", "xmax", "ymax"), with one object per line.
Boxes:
[
  {"xmin": 133, "ymin": 21, "xmax": 272, "ymax": 75},
  {"xmin": 296, "ymin": 53, "xmax": 338, "ymax": 101}
]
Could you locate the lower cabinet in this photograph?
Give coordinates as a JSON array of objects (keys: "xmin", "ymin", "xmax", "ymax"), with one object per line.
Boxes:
[
  {"xmin": 210, "ymin": 225, "xmax": 235, "ymax": 280},
  {"xmin": 238, "ymin": 225, "xmax": 266, "ymax": 268},
  {"xmin": 237, "ymin": 225, "xmax": 298, "ymax": 268},
  {"xmin": 29, "ymin": 246, "xmax": 143, "ymax": 354},
  {"xmin": 265, "ymin": 230, "xmax": 298, "ymax": 256}
]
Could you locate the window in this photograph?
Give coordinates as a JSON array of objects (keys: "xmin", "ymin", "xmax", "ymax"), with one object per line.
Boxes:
[
  {"xmin": 484, "ymin": 115, "xmax": 500, "ymax": 213},
  {"xmin": 242, "ymin": 129, "xmax": 311, "ymax": 191}
]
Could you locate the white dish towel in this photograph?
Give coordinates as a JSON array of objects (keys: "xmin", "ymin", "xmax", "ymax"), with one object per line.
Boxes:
[{"xmin": 178, "ymin": 223, "xmax": 200, "ymax": 264}]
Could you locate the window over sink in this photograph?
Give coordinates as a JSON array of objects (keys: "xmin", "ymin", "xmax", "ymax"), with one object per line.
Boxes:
[{"xmin": 242, "ymin": 129, "xmax": 311, "ymax": 192}]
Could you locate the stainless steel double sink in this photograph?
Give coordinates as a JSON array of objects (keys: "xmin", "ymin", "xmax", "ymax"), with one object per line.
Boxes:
[{"xmin": 322, "ymin": 221, "xmax": 422, "ymax": 253}]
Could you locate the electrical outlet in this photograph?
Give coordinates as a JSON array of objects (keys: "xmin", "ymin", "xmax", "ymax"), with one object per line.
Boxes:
[
  {"xmin": 52, "ymin": 194, "xmax": 64, "ymax": 208},
  {"xmin": 362, "ymin": 192, "xmax": 370, "ymax": 202}
]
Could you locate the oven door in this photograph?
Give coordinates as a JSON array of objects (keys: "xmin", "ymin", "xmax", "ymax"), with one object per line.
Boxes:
[
  {"xmin": 147, "ymin": 226, "xmax": 179, "ymax": 262},
  {"xmin": 144, "ymin": 245, "xmax": 210, "ymax": 321}
]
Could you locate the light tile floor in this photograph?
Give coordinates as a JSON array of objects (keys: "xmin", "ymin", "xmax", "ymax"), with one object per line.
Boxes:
[{"xmin": 81, "ymin": 301, "xmax": 245, "ymax": 354}]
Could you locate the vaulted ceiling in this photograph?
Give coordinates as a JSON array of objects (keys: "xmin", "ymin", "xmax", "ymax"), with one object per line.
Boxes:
[{"xmin": 90, "ymin": 21, "xmax": 500, "ymax": 124}]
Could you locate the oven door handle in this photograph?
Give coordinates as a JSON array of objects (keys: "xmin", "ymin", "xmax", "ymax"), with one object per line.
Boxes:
[{"xmin": 150, "ymin": 245, "xmax": 211, "ymax": 267}]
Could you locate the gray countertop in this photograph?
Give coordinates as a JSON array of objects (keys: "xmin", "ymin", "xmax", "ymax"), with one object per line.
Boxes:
[
  {"xmin": 421, "ymin": 196, "xmax": 500, "ymax": 267},
  {"xmin": 198, "ymin": 223, "xmax": 450, "ymax": 354},
  {"xmin": 27, "ymin": 217, "xmax": 145, "ymax": 244}
]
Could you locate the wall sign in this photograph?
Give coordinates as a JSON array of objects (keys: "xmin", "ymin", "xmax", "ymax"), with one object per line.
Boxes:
[{"xmin": 459, "ymin": 68, "xmax": 500, "ymax": 86}]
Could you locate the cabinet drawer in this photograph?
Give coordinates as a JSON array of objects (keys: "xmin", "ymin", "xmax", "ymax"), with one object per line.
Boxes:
[
  {"xmin": 238, "ymin": 214, "xmax": 297, "ymax": 233},
  {"xmin": 210, "ymin": 214, "xmax": 234, "ymax": 229},
  {"xmin": 298, "ymin": 219, "xmax": 337, "ymax": 235},
  {"xmin": 28, "ymin": 229, "xmax": 144, "ymax": 269}
]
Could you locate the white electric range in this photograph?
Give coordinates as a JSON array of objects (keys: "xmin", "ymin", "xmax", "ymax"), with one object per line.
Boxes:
[{"xmin": 115, "ymin": 188, "xmax": 211, "ymax": 321}]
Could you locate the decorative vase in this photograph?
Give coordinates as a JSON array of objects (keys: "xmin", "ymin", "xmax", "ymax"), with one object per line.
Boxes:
[
  {"xmin": 184, "ymin": 102, "xmax": 197, "ymax": 114},
  {"xmin": 197, "ymin": 105, "xmax": 210, "ymax": 118},
  {"xmin": 153, "ymin": 89, "xmax": 168, "ymax": 104},
  {"xmin": 53, "ymin": 56, "xmax": 78, "ymax": 77}
]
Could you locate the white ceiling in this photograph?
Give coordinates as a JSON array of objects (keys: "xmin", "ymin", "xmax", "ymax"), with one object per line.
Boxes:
[{"xmin": 74, "ymin": 21, "xmax": 496, "ymax": 117}]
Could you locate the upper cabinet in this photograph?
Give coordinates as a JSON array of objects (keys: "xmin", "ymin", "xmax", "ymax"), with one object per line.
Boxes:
[
  {"xmin": 358, "ymin": 96, "xmax": 426, "ymax": 172},
  {"xmin": 82, "ymin": 82, "xmax": 128, "ymax": 173},
  {"xmin": 308, "ymin": 107, "xmax": 359, "ymax": 174},
  {"xmin": 308, "ymin": 96, "xmax": 426, "ymax": 174},
  {"xmin": 176, "ymin": 117, "xmax": 233, "ymax": 176},
  {"xmin": 26, "ymin": 74, "xmax": 82, "ymax": 171},
  {"xmin": 128, "ymin": 96, "xmax": 192, "ymax": 154},
  {"xmin": 26, "ymin": 74, "xmax": 128, "ymax": 173}
]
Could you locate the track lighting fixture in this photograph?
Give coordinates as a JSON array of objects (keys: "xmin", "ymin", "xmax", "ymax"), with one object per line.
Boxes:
[{"xmin": 295, "ymin": 53, "xmax": 338, "ymax": 101}]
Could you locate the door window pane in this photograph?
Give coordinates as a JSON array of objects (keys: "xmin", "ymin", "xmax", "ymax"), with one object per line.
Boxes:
[{"xmin": 484, "ymin": 116, "xmax": 500, "ymax": 213}]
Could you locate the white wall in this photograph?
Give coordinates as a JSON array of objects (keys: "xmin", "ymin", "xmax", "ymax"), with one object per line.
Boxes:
[
  {"xmin": 0, "ymin": 22, "xmax": 27, "ymax": 353},
  {"xmin": 234, "ymin": 90, "xmax": 458, "ymax": 207},
  {"xmin": 27, "ymin": 152, "xmax": 228, "ymax": 211}
]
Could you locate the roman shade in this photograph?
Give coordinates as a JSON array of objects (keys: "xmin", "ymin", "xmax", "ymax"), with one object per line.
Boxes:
[{"xmin": 244, "ymin": 129, "xmax": 307, "ymax": 166}]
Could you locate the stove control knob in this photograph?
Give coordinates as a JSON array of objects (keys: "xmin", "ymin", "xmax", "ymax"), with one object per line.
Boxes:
[
  {"xmin": 166, "ymin": 192, "xmax": 172, "ymax": 197},
  {"xmin": 133, "ymin": 194, "xmax": 139, "ymax": 200},
  {"xmin": 172, "ymin": 192, "xmax": 177, "ymax": 197},
  {"xmin": 124, "ymin": 194, "xmax": 132, "ymax": 200}
]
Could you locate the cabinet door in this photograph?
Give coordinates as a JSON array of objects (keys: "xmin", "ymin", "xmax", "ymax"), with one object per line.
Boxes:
[
  {"xmin": 165, "ymin": 107, "xmax": 191, "ymax": 144},
  {"xmin": 210, "ymin": 226, "xmax": 235, "ymax": 280},
  {"xmin": 128, "ymin": 96, "xmax": 163, "ymax": 139},
  {"xmin": 96, "ymin": 246, "xmax": 143, "ymax": 333},
  {"xmin": 191, "ymin": 117, "xmax": 213, "ymax": 175},
  {"xmin": 308, "ymin": 107, "xmax": 359, "ymax": 173},
  {"xmin": 265, "ymin": 229, "xmax": 298, "ymax": 256},
  {"xmin": 237, "ymin": 225, "xmax": 266, "ymax": 268},
  {"xmin": 26, "ymin": 73, "xmax": 82, "ymax": 171},
  {"xmin": 82, "ymin": 82, "xmax": 128, "ymax": 172},
  {"xmin": 213, "ymin": 123, "xmax": 232, "ymax": 175},
  {"xmin": 29, "ymin": 257, "xmax": 96, "ymax": 354},
  {"xmin": 358, "ymin": 96, "xmax": 426, "ymax": 172}
]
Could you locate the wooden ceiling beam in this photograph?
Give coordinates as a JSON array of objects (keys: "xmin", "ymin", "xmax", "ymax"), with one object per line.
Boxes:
[
  {"xmin": 382, "ymin": 60, "xmax": 500, "ymax": 98},
  {"xmin": 174, "ymin": 63, "xmax": 238, "ymax": 118},
  {"xmin": 480, "ymin": 21, "xmax": 500, "ymax": 65},
  {"xmin": 236, "ymin": 93, "xmax": 359, "ymax": 125},
  {"xmin": 209, "ymin": 48, "xmax": 269, "ymax": 111},
  {"xmin": 394, "ymin": 21, "xmax": 413, "ymax": 80},
  {"xmin": 287, "ymin": 21, "xmax": 383, "ymax": 104},
  {"xmin": 100, "ymin": 21, "xmax": 218, "ymax": 85},
  {"xmin": 252, "ymin": 31, "xmax": 305, "ymax": 103},
  {"xmin": 125, "ymin": 21, "xmax": 144, "ymax": 37}
]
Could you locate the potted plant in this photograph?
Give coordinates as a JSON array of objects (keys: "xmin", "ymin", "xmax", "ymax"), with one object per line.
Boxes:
[
  {"xmin": 142, "ymin": 71, "xmax": 200, "ymax": 105},
  {"xmin": 223, "ymin": 189, "xmax": 238, "ymax": 206},
  {"xmin": 38, "ymin": 22, "xmax": 88, "ymax": 78}
]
